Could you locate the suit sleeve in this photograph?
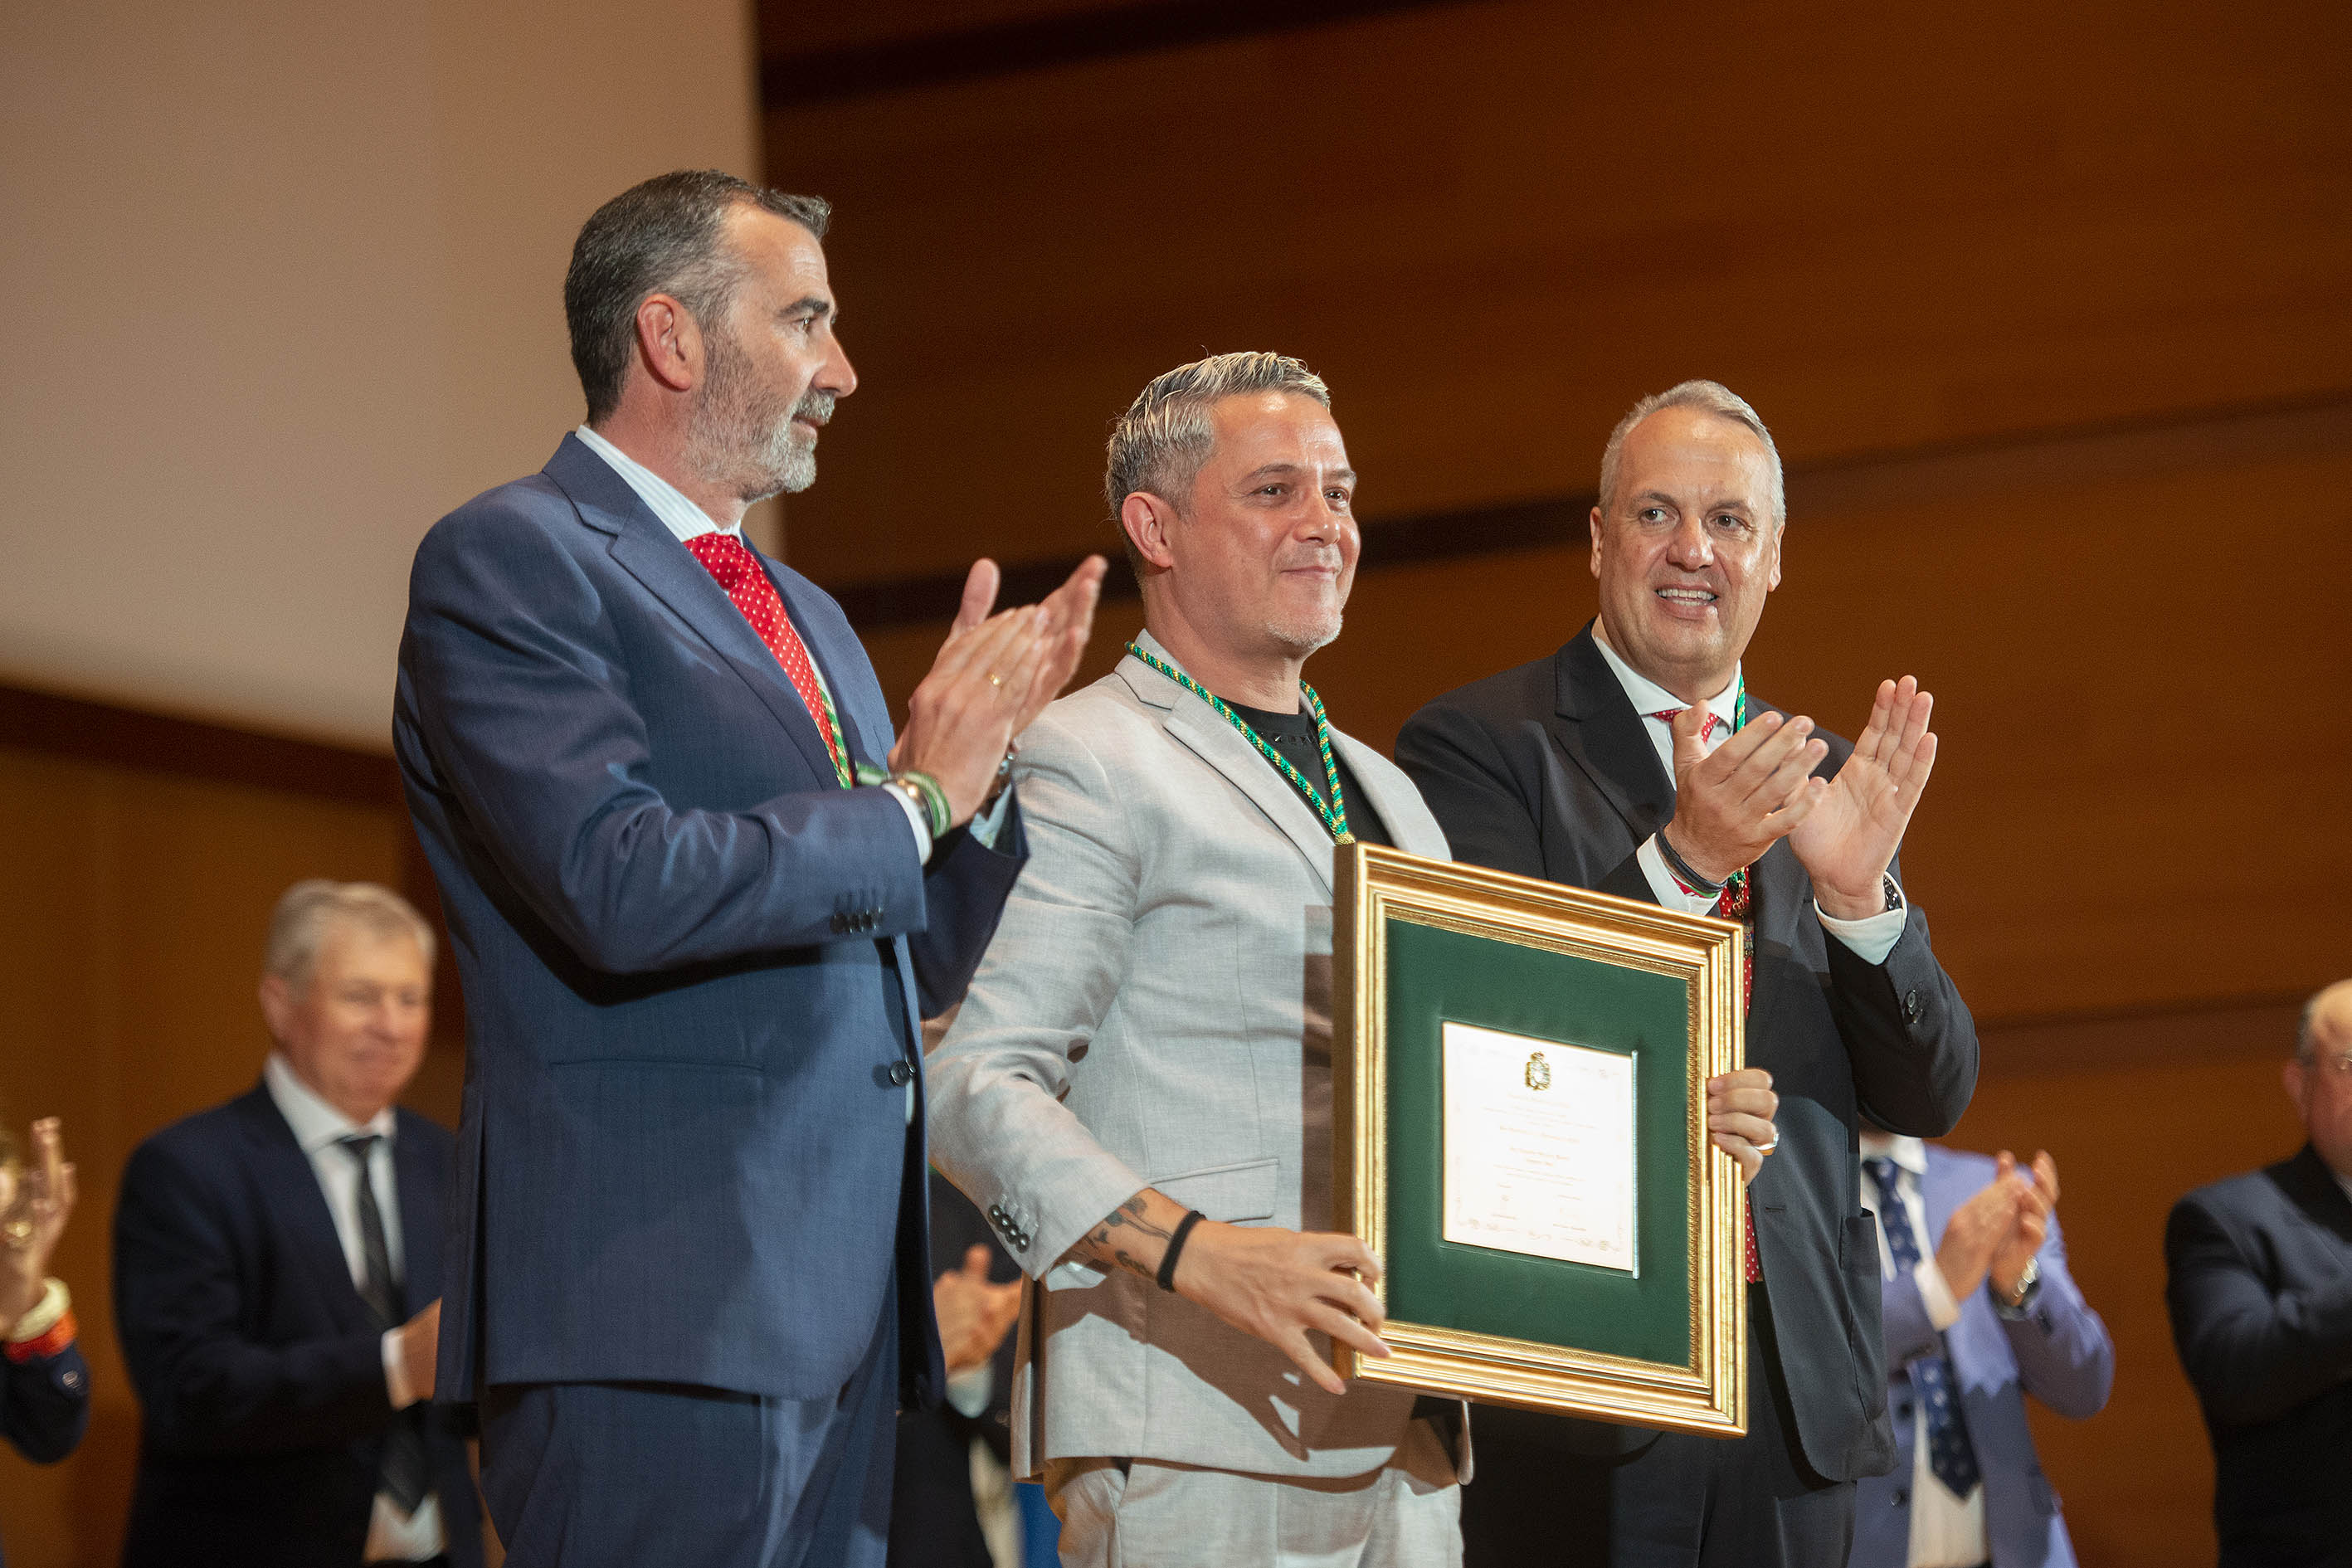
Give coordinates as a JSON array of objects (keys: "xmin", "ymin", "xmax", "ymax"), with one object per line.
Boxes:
[
  {"xmin": 924, "ymin": 710, "xmax": 1150, "ymax": 1284},
  {"xmin": 2166, "ymin": 1190, "xmax": 2352, "ymax": 1426},
  {"xmin": 907, "ymin": 799, "xmax": 1030, "ymax": 1020},
  {"xmin": 401, "ymin": 508, "xmax": 926, "ymax": 976},
  {"xmin": 2, "ymin": 1344, "xmax": 89, "ymax": 1464},
  {"xmin": 2003, "ymin": 1210, "xmax": 2115, "ymax": 1419},
  {"xmin": 113, "ymin": 1140, "xmax": 394, "ymax": 1454},
  {"xmin": 1395, "ymin": 701, "xmax": 1653, "ymax": 901},
  {"xmin": 1829, "ymin": 852, "xmax": 1978, "ymax": 1137}
]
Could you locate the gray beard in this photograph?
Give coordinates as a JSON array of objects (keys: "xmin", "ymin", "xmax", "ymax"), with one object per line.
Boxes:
[
  {"xmin": 1265, "ymin": 606, "xmax": 1342, "ymax": 658},
  {"xmin": 687, "ymin": 334, "xmax": 825, "ymax": 503}
]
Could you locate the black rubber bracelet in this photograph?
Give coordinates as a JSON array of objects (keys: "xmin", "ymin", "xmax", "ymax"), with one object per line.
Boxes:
[
  {"xmin": 1157, "ymin": 1210, "xmax": 1206, "ymax": 1293},
  {"xmin": 1655, "ymin": 829, "xmax": 1725, "ymax": 897}
]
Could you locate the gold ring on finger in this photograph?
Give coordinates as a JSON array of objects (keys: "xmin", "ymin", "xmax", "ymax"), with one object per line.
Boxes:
[{"xmin": 986, "ymin": 670, "xmax": 1003, "ymax": 689}]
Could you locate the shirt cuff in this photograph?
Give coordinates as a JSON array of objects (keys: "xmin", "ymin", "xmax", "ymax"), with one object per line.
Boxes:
[
  {"xmin": 968, "ymin": 785, "xmax": 1014, "ymax": 850},
  {"xmin": 1639, "ymin": 835, "xmax": 1724, "ymax": 916},
  {"xmin": 886, "ymin": 781, "xmax": 935, "ymax": 865},
  {"xmin": 1815, "ymin": 882, "xmax": 1906, "ymax": 965},
  {"xmin": 1916, "ymin": 1254, "xmax": 1964, "ymax": 1332},
  {"xmin": 382, "ymin": 1328, "xmax": 418, "ymax": 1409},
  {"xmin": 947, "ymin": 1361, "xmax": 993, "ymax": 1419}
]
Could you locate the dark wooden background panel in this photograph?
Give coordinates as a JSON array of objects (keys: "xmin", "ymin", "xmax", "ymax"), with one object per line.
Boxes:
[{"xmin": 763, "ymin": 0, "xmax": 2352, "ymax": 589}]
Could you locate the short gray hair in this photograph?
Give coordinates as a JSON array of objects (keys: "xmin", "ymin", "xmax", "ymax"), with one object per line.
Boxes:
[
  {"xmin": 1104, "ymin": 352, "xmax": 1332, "ymax": 557},
  {"xmin": 264, "ymin": 880, "xmax": 435, "ymax": 994},
  {"xmin": 1597, "ymin": 379, "xmax": 1785, "ymax": 527},
  {"xmin": 2297, "ymin": 982, "xmax": 2352, "ymax": 1064}
]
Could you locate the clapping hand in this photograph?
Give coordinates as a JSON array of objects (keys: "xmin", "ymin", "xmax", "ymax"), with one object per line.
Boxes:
[
  {"xmin": 1787, "ymin": 677, "xmax": 1938, "ymax": 919},
  {"xmin": 1934, "ymin": 1151, "xmax": 2053, "ymax": 1302},
  {"xmin": 933, "ymin": 1244, "xmax": 1023, "ymax": 1376},
  {"xmin": 891, "ymin": 555, "xmax": 1107, "ymax": 825},
  {"xmin": 1, "ymin": 1118, "xmax": 75, "ymax": 1332},
  {"xmin": 1989, "ymin": 1151, "xmax": 2057, "ymax": 1300}
]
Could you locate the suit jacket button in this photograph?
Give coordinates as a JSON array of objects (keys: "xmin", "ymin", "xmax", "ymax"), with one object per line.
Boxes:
[
  {"xmin": 830, "ymin": 914, "xmax": 847, "ymax": 934},
  {"xmin": 888, "ymin": 1060, "xmax": 914, "ymax": 1087},
  {"xmin": 1902, "ymin": 988, "xmax": 1922, "ymax": 1022}
]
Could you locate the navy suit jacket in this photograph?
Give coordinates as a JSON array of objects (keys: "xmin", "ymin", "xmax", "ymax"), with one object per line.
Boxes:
[
  {"xmin": 112, "ymin": 1087, "xmax": 482, "ymax": 1568},
  {"xmin": 2167, "ymin": 1144, "xmax": 2352, "ymax": 1568},
  {"xmin": 1396, "ymin": 624, "xmax": 1980, "ymax": 1483},
  {"xmin": 394, "ymin": 434, "xmax": 1025, "ymax": 1411},
  {"xmin": 1851, "ymin": 1146, "xmax": 2113, "ymax": 1568}
]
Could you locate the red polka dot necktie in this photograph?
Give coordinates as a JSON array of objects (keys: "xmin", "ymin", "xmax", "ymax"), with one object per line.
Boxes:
[
  {"xmin": 685, "ymin": 532, "xmax": 850, "ymax": 786},
  {"xmin": 1649, "ymin": 706, "xmax": 1765, "ymax": 1284}
]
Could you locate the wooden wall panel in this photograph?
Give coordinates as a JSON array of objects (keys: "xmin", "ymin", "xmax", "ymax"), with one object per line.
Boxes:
[
  {"xmin": 0, "ymin": 748, "xmax": 441, "ymax": 1567},
  {"xmin": 763, "ymin": 0, "xmax": 2352, "ymax": 588}
]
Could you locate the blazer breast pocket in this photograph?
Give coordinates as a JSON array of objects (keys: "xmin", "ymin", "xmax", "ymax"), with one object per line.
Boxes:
[{"xmin": 1150, "ymin": 1157, "xmax": 1278, "ymax": 1225}]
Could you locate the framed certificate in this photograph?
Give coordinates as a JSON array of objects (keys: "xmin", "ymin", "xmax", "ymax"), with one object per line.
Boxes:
[{"xmin": 1332, "ymin": 843, "xmax": 1748, "ymax": 1434}]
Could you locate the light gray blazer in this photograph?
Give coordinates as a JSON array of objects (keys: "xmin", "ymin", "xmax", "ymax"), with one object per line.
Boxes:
[{"xmin": 927, "ymin": 633, "xmax": 1453, "ymax": 1479}]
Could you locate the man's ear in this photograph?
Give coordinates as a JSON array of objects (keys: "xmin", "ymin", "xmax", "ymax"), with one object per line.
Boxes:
[
  {"xmin": 1588, "ymin": 505, "xmax": 1605, "ymax": 581},
  {"xmin": 632, "ymin": 293, "xmax": 702, "ymax": 395},
  {"xmin": 1766, "ymin": 518, "xmax": 1786, "ymax": 592},
  {"xmin": 1121, "ymin": 492, "xmax": 1179, "ymax": 572},
  {"xmin": 258, "ymin": 973, "xmax": 293, "ymax": 1042}
]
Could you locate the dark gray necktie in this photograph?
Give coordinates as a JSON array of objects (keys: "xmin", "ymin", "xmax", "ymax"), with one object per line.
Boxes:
[{"xmin": 338, "ymin": 1135, "xmax": 430, "ymax": 1515}]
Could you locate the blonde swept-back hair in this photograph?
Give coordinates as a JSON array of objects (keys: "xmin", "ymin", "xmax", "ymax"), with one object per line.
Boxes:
[
  {"xmin": 1597, "ymin": 379, "xmax": 1786, "ymax": 527},
  {"xmin": 1103, "ymin": 351, "xmax": 1332, "ymax": 567},
  {"xmin": 263, "ymin": 880, "xmax": 435, "ymax": 995}
]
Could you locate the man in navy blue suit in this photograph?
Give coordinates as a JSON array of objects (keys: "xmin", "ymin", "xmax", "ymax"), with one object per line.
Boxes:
[
  {"xmin": 1850, "ymin": 1137, "xmax": 2112, "ymax": 1568},
  {"xmin": 114, "ymin": 880, "xmax": 480, "ymax": 1568},
  {"xmin": 2167, "ymin": 980, "xmax": 2352, "ymax": 1568},
  {"xmin": 394, "ymin": 170, "xmax": 1101, "ymax": 1568}
]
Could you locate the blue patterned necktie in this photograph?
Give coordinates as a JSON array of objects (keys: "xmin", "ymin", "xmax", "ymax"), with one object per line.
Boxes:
[{"xmin": 1864, "ymin": 1157, "xmax": 1982, "ymax": 1498}]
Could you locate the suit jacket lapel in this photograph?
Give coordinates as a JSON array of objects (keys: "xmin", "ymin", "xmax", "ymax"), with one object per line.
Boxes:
[
  {"xmin": 232, "ymin": 1087, "xmax": 372, "ymax": 1333},
  {"xmin": 1329, "ymin": 730, "xmax": 1448, "ymax": 860},
  {"xmin": 1550, "ymin": 624, "xmax": 1677, "ymax": 844},
  {"xmin": 393, "ymin": 1113, "xmax": 444, "ymax": 1317},
  {"xmin": 770, "ymin": 563, "xmax": 892, "ymax": 774},
  {"xmin": 1120, "ymin": 637, "xmax": 1340, "ymax": 895},
  {"xmin": 543, "ymin": 436, "xmax": 843, "ymax": 787}
]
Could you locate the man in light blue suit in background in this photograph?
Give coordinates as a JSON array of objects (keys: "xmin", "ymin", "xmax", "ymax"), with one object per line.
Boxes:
[
  {"xmin": 395, "ymin": 170, "xmax": 1102, "ymax": 1568},
  {"xmin": 1850, "ymin": 1134, "xmax": 2113, "ymax": 1568}
]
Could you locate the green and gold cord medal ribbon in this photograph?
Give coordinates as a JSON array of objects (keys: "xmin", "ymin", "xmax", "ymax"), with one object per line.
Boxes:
[{"xmin": 1126, "ymin": 640, "xmax": 1354, "ymax": 844}]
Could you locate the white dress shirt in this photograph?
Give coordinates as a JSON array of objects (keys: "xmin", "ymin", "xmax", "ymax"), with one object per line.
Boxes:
[
  {"xmin": 261, "ymin": 1054, "xmax": 442, "ymax": 1562},
  {"xmin": 1590, "ymin": 626, "xmax": 1908, "ymax": 965},
  {"xmin": 1858, "ymin": 1132, "xmax": 1987, "ymax": 1568}
]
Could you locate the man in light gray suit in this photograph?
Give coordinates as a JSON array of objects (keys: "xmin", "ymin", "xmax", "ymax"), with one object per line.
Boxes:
[{"xmin": 927, "ymin": 353, "xmax": 1781, "ymax": 1565}]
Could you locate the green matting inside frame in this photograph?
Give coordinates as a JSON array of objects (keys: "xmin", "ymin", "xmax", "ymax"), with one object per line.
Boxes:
[{"xmin": 1381, "ymin": 916, "xmax": 1695, "ymax": 1367}]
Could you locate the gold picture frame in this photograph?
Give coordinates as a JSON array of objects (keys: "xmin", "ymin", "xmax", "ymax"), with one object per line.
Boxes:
[{"xmin": 1332, "ymin": 843, "xmax": 1748, "ymax": 1434}]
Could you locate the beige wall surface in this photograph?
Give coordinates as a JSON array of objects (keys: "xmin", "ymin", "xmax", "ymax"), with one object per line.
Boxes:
[{"xmin": 0, "ymin": 0, "xmax": 762, "ymax": 749}]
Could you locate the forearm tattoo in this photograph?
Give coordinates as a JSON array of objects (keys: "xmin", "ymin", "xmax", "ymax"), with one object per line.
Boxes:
[{"xmin": 1088, "ymin": 1193, "xmax": 1173, "ymax": 1279}]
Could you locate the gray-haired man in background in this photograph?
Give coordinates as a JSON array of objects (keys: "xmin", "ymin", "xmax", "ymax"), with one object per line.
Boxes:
[{"xmin": 114, "ymin": 880, "xmax": 482, "ymax": 1568}]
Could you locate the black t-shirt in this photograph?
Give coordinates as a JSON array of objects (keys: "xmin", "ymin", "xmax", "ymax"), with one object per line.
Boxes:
[{"xmin": 1220, "ymin": 699, "xmax": 1393, "ymax": 849}]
